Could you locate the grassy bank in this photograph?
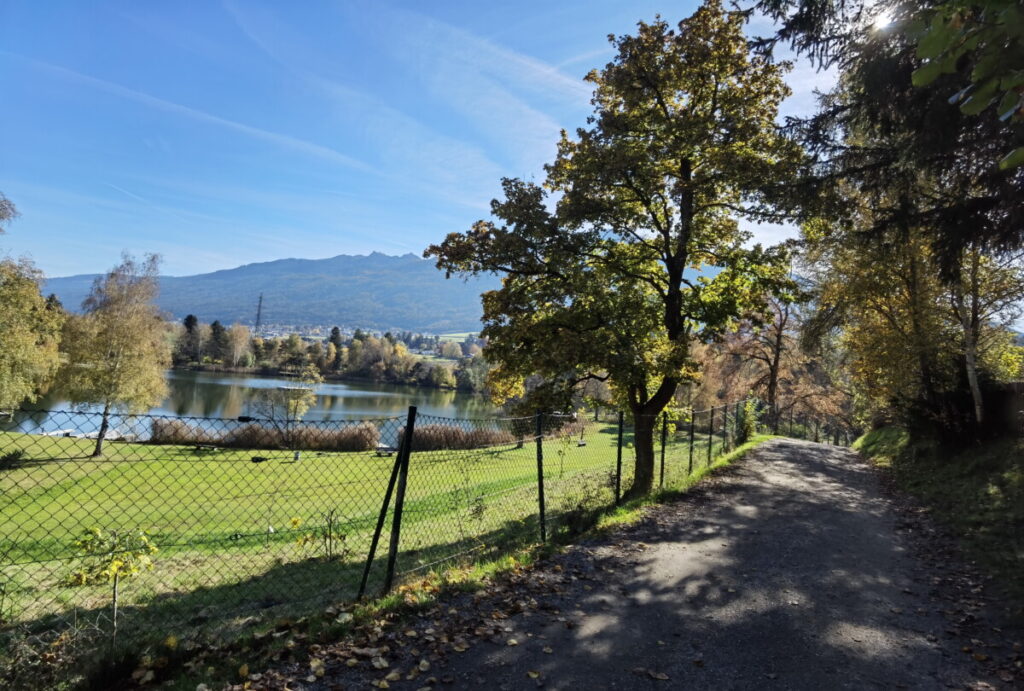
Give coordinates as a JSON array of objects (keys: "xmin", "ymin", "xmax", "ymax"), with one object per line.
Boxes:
[
  {"xmin": 854, "ymin": 427, "xmax": 1024, "ymax": 604},
  {"xmin": 1, "ymin": 419, "xmax": 739, "ymax": 686}
]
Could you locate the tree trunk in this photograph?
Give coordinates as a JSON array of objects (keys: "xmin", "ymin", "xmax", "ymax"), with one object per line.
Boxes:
[
  {"xmin": 953, "ymin": 272, "xmax": 984, "ymax": 426},
  {"xmin": 765, "ymin": 304, "xmax": 786, "ymax": 433},
  {"xmin": 960, "ymin": 251, "xmax": 984, "ymax": 426},
  {"xmin": 766, "ymin": 359, "xmax": 780, "ymax": 433},
  {"xmin": 624, "ymin": 412, "xmax": 657, "ymax": 500},
  {"xmin": 92, "ymin": 402, "xmax": 111, "ymax": 457}
]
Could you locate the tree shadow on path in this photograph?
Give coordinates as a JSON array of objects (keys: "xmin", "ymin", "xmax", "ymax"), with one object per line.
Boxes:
[{"xmin": 424, "ymin": 439, "xmax": 1015, "ymax": 690}]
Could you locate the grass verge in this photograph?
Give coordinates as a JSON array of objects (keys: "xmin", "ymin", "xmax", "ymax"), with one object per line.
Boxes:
[{"xmin": 854, "ymin": 427, "xmax": 1024, "ymax": 607}]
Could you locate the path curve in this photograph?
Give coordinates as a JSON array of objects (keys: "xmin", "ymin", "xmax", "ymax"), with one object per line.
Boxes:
[{"xmin": 430, "ymin": 438, "xmax": 1000, "ymax": 689}]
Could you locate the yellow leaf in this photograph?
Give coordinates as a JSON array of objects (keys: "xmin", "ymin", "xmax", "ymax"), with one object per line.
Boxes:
[
  {"xmin": 418, "ymin": 659, "xmax": 430, "ymax": 672},
  {"xmin": 346, "ymin": 658, "xmax": 359, "ymax": 667},
  {"xmin": 527, "ymin": 671, "xmax": 540, "ymax": 679},
  {"xmin": 372, "ymin": 656, "xmax": 389, "ymax": 669},
  {"xmin": 164, "ymin": 635, "xmax": 178, "ymax": 650},
  {"xmin": 542, "ymin": 646, "xmax": 553, "ymax": 654},
  {"xmin": 310, "ymin": 657, "xmax": 325, "ymax": 676},
  {"xmin": 374, "ymin": 681, "xmax": 390, "ymax": 689},
  {"xmin": 507, "ymin": 638, "xmax": 518, "ymax": 646},
  {"xmin": 238, "ymin": 663, "xmax": 249, "ymax": 679}
]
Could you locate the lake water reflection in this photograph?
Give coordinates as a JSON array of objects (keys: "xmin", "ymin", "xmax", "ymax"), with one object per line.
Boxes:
[{"xmin": 16, "ymin": 370, "xmax": 497, "ymax": 424}]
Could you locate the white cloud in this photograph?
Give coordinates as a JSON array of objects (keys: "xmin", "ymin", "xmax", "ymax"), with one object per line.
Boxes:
[{"xmin": 1, "ymin": 51, "xmax": 374, "ymax": 174}]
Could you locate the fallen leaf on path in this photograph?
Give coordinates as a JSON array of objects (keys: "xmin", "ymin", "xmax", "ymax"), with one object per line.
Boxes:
[{"xmin": 648, "ymin": 670, "xmax": 670, "ymax": 680}]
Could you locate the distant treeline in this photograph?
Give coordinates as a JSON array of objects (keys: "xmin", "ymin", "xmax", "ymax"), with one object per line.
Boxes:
[{"xmin": 170, "ymin": 317, "xmax": 491, "ymax": 393}]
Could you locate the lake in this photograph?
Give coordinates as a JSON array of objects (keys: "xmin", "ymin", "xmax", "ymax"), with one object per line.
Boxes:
[{"xmin": 5, "ymin": 370, "xmax": 498, "ymax": 434}]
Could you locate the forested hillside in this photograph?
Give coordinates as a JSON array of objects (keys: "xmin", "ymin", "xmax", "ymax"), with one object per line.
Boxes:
[{"xmin": 44, "ymin": 252, "xmax": 497, "ymax": 331}]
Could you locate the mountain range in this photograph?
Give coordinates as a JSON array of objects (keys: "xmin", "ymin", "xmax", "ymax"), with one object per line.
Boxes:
[{"xmin": 44, "ymin": 252, "xmax": 497, "ymax": 332}]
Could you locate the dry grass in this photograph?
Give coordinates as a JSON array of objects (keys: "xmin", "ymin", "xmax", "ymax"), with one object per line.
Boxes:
[
  {"xmin": 288, "ymin": 423, "xmax": 380, "ymax": 452},
  {"xmin": 401, "ymin": 424, "xmax": 516, "ymax": 451},
  {"xmin": 150, "ymin": 419, "xmax": 218, "ymax": 445},
  {"xmin": 149, "ymin": 420, "xmax": 381, "ymax": 452},
  {"xmin": 219, "ymin": 423, "xmax": 285, "ymax": 449}
]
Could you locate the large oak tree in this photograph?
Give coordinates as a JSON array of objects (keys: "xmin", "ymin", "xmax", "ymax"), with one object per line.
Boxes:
[{"xmin": 427, "ymin": 0, "xmax": 801, "ymax": 498}]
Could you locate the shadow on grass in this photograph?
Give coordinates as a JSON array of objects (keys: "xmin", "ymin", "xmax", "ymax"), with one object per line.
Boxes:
[{"xmin": 1, "ymin": 490, "xmax": 603, "ymax": 688}]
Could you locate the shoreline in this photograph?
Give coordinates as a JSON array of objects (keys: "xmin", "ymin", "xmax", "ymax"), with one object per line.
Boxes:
[{"xmin": 169, "ymin": 364, "xmax": 483, "ymax": 395}]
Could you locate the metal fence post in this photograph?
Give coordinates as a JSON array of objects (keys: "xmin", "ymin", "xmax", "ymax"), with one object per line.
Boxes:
[
  {"xmin": 615, "ymin": 411, "xmax": 624, "ymax": 505},
  {"xmin": 383, "ymin": 405, "xmax": 417, "ymax": 594},
  {"xmin": 722, "ymin": 403, "xmax": 729, "ymax": 449},
  {"xmin": 659, "ymin": 413, "xmax": 667, "ymax": 488},
  {"xmin": 707, "ymin": 406, "xmax": 715, "ymax": 465},
  {"xmin": 358, "ymin": 419, "xmax": 407, "ymax": 598},
  {"xmin": 688, "ymin": 409, "xmax": 695, "ymax": 475},
  {"xmin": 535, "ymin": 410, "xmax": 546, "ymax": 543}
]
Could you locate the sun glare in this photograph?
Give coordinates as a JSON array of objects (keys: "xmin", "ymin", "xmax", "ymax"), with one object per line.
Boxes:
[{"xmin": 872, "ymin": 10, "xmax": 893, "ymax": 30}]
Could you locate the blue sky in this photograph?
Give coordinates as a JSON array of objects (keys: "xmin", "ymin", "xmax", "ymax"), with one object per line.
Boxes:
[{"xmin": 0, "ymin": 0, "xmax": 832, "ymax": 277}]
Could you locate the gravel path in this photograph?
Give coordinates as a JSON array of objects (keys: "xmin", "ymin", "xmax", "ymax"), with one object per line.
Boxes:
[
  {"xmin": 427, "ymin": 438, "xmax": 1012, "ymax": 690},
  {"xmin": 258, "ymin": 438, "xmax": 1020, "ymax": 690}
]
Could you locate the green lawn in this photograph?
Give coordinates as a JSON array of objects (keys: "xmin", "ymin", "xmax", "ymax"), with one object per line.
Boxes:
[
  {"xmin": 0, "ymin": 420, "xmax": 731, "ymax": 650},
  {"xmin": 436, "ymin": 331, "xmax": 477, "ymax": 342}
]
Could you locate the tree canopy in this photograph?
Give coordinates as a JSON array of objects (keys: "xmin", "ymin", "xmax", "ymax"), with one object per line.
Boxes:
[
  {"xmin": 59, "ymin": 254, "xmax": 171, "ymax": 456},
  {"xmin": 428, "ymin": 0, "xmax": 801, "ymax": 497},
  {"xmin": 0, "ymin": 258, "xmax": 64, "ymax": 410}
]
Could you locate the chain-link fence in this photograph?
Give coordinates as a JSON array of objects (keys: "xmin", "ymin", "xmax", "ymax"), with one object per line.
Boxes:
[
  {"xmin": 0, "ymin": 400, "xmax": 767, "ymax": 684},
  {"xmin": 772, "ymin": 409, "xmax": 856, "ymax": 446}
]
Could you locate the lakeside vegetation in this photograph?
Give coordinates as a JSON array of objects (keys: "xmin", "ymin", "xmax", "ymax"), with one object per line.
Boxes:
[{"xmin": 171, "ymin": 320, "xmax": 491, "ymax": 394}]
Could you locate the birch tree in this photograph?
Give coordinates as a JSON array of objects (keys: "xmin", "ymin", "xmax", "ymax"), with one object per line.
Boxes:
[{"xmin": 59, "ymin": 254, "xmax": 170, "ymax": 456}]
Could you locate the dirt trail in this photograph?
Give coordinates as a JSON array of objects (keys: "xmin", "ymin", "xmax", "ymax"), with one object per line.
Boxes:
[{"xmin": 265, "ymin": 439, "xmax": 1021, "ymax": 690}]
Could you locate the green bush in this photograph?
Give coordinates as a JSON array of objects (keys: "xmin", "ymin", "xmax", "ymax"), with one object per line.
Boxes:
[{"xmin": 736, "ymin": 399, "xmax": 759, "ymax": 445}]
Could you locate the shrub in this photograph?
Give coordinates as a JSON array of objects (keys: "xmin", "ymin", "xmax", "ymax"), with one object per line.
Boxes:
[
  {"xmin": 555, "ymin": 474, "xmax": 612, "ymax": 536},
  {"xmin": 736, "ymin": 399, "xmax": 759, "ymax": 445},
  {"xmin": 400, "ymin": 424, "xmax": 515, "ymax": 451},
  {"xmin": 149, "ymin": 419, "xmax": 217, "ymax": 445},
  {"xmin": 548, "ymin": 418, "xmax": 586, "ymax": 439},
  {"xmin": 219, "ymin": 423, "xmax": 285, "ymax": 449},
  {"xmin": 62, "ymin": 528, "xmax": 158, "ymax": 586},
  {"xmin": 289, "ymin": 423, "xmax": 380, "ymax": 451}
]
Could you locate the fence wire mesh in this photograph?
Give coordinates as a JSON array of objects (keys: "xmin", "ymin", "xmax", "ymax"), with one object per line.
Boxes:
[{"xmin": 0, "ymin": 398, "xmax": 811, "ymax": 684}]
